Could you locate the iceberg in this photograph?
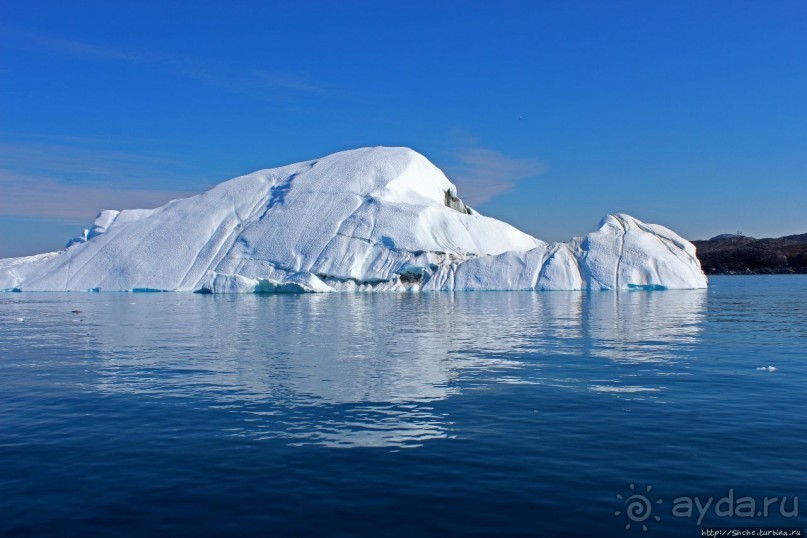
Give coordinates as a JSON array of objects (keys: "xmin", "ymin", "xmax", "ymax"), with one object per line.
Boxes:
[{"xmin": 0, "ymin": 147, "xmax": 707, "ymax": 292}]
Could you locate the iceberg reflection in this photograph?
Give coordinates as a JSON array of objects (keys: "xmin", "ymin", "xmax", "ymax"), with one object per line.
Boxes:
[{"xmin": 77, "ymin": 290, "xmax": 708, "ymax": 447}]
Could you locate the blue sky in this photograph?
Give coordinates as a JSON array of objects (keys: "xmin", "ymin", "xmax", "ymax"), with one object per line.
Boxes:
[{"xmin": 1, "ymin": 1, "xmax": 805, "ymax": 257}]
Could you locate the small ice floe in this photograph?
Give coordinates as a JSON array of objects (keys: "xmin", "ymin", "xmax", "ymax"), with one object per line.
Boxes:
[
  {"xmin": 16, "ymin": 317, "xmax": 25, "ymax": 323},
  {"xmin": 589, "ymin": 385, "xmax": 661, "ymax": 393},
  {"xmin": 756, "ymin": 366, "xmax": 777, "ymax": 372},
  {"xmin": 496, "ymin": 376, "xmax": 542, "ymax": 386}
]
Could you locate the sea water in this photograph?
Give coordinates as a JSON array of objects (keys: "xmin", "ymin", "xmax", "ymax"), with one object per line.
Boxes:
[{"xmin": 1, "ymin": 276, "xmax": 805, "ymax": 536}]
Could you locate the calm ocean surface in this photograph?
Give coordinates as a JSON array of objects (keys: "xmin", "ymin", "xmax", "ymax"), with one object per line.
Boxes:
[{"xmin": 1, "ymin": 275, "xmax": 805, "ymax": 536}]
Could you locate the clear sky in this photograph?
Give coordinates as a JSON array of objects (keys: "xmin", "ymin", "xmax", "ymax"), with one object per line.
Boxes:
[{"xmin": 1, "ymin": 1, "xmax": 805, "ymax": 257}]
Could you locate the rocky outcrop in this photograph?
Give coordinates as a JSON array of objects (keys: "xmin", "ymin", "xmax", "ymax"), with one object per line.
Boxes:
[{"xmin": 693, "ymin": 233, "xmax": 807, "ymax": 274}]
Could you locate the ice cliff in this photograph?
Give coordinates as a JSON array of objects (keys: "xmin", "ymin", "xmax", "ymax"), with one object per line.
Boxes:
[{"xmin": 0, "ymin": 147, "xmax": 707, "ymax": 292}]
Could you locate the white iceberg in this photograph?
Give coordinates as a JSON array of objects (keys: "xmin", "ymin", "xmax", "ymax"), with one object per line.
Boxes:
[{"xmin": 0, "ymin": 147, "xmax": 707, "ymax": 292}]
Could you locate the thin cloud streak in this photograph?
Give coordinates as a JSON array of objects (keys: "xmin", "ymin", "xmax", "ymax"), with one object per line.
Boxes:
[
  {"xmin": 0, "ymin": 137, "xmax": 204, "ymax": 222},
  {"xmin": 0, "ymin": 169, "xmax": 194, "ymax": 222},
  {"xmin": 445, "ymin": 147, "xmax": 546, "ymax": 206},
  {"xmin": 0, "ymin": 141, "xmax": 194, "ymax": 187},
  {"xmin": 1, "ymin": 26, "xmax": 319, "ymax": 96}
]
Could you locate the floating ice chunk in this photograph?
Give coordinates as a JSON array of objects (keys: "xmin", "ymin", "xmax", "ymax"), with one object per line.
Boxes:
[
  {"xmin": 0, "ymin": 147, "xmax": 707, "ymax": 292},
  {"xmin": 129, "ymin": 288, "xmax": 169, "ymax": 293},
  {"xmin": 589, "ymin": 385, "xmax": 661, "ymax": 393}
]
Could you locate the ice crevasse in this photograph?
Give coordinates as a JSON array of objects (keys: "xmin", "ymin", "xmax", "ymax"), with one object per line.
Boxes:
[{"xmin": 0, "ymin": 147, "xmax": 707, "ymax": 293}]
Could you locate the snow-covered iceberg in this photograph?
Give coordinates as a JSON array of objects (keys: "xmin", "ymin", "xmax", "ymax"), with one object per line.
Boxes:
[{"xmin": 0, "ymin": 147, "xmax": 707, "ymax": 292}]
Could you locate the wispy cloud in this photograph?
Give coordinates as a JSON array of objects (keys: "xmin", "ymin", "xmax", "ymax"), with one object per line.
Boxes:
[
  {"xmin": 0, "ymin": 135, "xmax": 205, "ymax": 222},
  {"xmin": 0, "ymin": 168, "xmax": 194, "ymax": 222},
  {"xmin": 0, "ymin": 140, "xmax": 194, "ymax": 188},
  {"xmin": 444, "ymin": 146, "xmax": 546, "ymax": 206},
  {"xmin": 1, "ymin": 26, "xmax": 319, "ymax": 96}
]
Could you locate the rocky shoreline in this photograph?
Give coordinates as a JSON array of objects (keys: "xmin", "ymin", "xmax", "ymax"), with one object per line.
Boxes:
[{"xmin": 693, "ymin": 233, "xmax": 807, "ymax": 275}]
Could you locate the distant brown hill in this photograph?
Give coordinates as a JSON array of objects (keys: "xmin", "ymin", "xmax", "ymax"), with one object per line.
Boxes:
[{"xmin": 692, "ymin": 233, "xmax": 807, "ymax": 275}]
